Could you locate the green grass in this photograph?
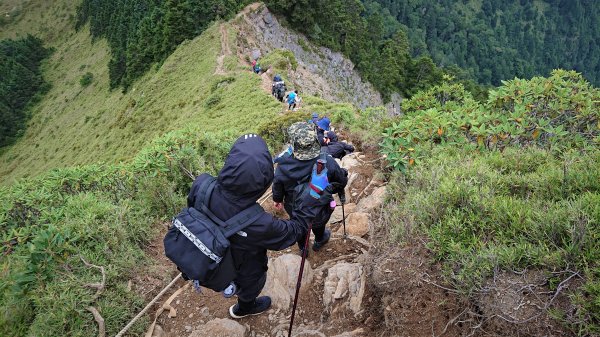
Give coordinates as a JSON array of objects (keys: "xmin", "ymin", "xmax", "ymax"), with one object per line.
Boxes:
[{"xmin": 0, "ymin": 15, "xmax": 282, "ymax": 185}]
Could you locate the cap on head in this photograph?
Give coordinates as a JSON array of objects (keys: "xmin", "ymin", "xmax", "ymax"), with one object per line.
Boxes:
[
  {"xmin": 316, "ymin": 117, "xmax": 330, "ymax": 131},
  {"xmin": 311, "ymin": 112, "xmax": 319, "ymax": 118},
  {"xmin": 288, "ymin": 122, "xmax": 321, "ymax": 160}
]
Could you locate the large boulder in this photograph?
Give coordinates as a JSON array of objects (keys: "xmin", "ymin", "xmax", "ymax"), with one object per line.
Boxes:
[
  {"xmin": 261, "ymin": 254, "xmax": 314, "ymax": 311},
  {"xmin": 188, "ymin": 318, "xmax": 246, "ymax": 337},
  {"xmin": 336, "ymin": 212, "xmax": 369, "ymax": 237},
  {"xmin": 323, "ymin": 263, "xmax": 366, "ymax": 314},
  {"xmin": 341, "ymin": 154, "xmax": 360, "ymax": 171},
  {"xmin": 356, "ymin": 186, "xmax": 386, "ymax": 213}
]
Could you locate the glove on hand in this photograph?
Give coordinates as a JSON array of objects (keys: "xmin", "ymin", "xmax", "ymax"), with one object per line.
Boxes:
[{"xmin": 339, "ymin": 192, "xmax": 347, "ymax": 204}]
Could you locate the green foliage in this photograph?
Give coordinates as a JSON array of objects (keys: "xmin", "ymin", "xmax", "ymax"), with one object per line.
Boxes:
[
  {"xmin": 370, "ymin": 0, "xmax": 600, "ymax": 87},
  {"xmin": 385, "ymin": 146, "xmax": 600, "ymax": 333},
  {"xmin": 0, "ymin": 126, "xmax": 233, "ymax": 336},
  {"xmin": 79, "ymin": 72, "xmax": 93, "ymax": 87},
  {"xmin": 261, "ymin": 49, "xmax": 298, "ymax": 73},
  {"xmin": 381, "ymin": 70, "xmax": 600, "ymax": 171},
  {"xmin": 257, "ymin": 111, "xmax": 311, "ymax": 153},
  {"xmin": 76, "ymin": 0, "xmax": 247, "ymax": 89},
  {"xmin": 264, "ymin": 0, "xmax": 458, "ymax": 100},
  {"xmin": 0, "ymin": 35, "xmax": 51, "ymax": 147}
]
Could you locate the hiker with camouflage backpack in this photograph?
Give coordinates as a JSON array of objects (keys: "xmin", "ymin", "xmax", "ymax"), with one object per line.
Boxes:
[{"xmin": 272, "ymin": 122, "xmax": 348, "ymax": 256}]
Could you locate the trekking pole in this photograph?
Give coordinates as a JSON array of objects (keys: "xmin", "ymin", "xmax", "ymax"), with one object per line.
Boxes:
[
  {"xmin": 342, "ymin": 202, "xmax": 347, "ymax": 238},
  {"xmin": 288, "ymin": 222, "xmax": 313, "ymax": 337}
]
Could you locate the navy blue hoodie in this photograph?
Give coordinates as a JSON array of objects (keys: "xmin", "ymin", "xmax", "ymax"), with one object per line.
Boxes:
[
  {"xmin": 272, "ymin": 151, "xmax": 348, "ymax": 209},
  {"xmin": 187, "ymin": 134, "xmax": 328, "ymax": 301}
]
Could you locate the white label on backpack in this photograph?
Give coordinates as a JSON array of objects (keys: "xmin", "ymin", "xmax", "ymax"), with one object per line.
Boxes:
[
  {"xmin": 173, "ymin": 218, "xmax": 222, "ymax": 263},
  {"xmin": 236, "ymin": 231, "xmax": 247, "ymax": 237}
]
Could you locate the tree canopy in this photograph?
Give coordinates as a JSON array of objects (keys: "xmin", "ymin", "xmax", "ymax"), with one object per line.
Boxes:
[{"xmin": 0, "ymin": 35, "xmax": 50, "ymax": 148}]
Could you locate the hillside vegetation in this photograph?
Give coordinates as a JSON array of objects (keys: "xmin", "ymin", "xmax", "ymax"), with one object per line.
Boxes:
[
  {"xmin": 371, "ymin": 0, "xmax": 600, "ymax": 87},
  {"xmin": 378, "ymin": 70, "xmax": 600, "ymax": 335},
  {"xmin": 0, "ymin": 19, "xmax": 281, "ymax": 184},
  {"xmin": 0, "ymin": 35, "xmax": 51, "ymax": 147}
]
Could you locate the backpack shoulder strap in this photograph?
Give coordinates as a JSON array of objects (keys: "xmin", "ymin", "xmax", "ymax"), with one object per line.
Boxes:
[
  {"xmin": 195, "ymin": 177, "xmax": 230, "ymax": 227},
  {"xmin": 195, "ymin": 176, "xmax": 264, "ymax": 236},
  {"xmin": 222, "ymin": 204, "xmax": 264, "ymax": 237},
  {"xmin": 196, "ymin": 175, "xmax": 217, "ymax": 207}
]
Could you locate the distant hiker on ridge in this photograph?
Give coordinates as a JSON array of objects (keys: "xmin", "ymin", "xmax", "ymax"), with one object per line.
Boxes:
[
  {"xmin": 285, "ymin": 90, "xmax": 298, "ymax": 111},
  {"xmin": 272, "ymin": 74, "xmax": 286, "ymax": 102},
  {"xmin": 315, "ymin": 117, "xmax": 330, "ymax": 146}
]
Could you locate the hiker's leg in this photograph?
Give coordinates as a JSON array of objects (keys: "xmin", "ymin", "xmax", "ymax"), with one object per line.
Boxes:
[
  {"xmin": 235, "ymin": 253, "xmax": 268, "ymax": 304},
  {"xmin": 312, "ymin": 224, "xmax": 326, "ymax": 242},
  {"xmin": 283, "ymin": 202, "xmax": 293, "ymax": 218}
]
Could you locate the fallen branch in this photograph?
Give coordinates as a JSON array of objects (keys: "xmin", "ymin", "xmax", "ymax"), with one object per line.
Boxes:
[
  {"xmin": 80, "ymin": 255, "xmax": 106, "ymax": 301},
  {"xmin": 87, "ymin": 306, "xmax": 105, "ymax": 337},
  {"xmin": 115, "ymin": 273, "xmax": 182, "ymax": 337}
]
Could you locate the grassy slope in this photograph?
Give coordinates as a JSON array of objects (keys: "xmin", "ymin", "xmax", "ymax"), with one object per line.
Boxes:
[{"xmin": 0, "ymin": 1, "xmax": 282, "ymax": 184}]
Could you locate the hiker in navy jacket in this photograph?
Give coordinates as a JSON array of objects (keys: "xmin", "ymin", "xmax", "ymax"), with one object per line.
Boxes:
[
  {"xmin": 322, "ymin": 131, "xmax": 354, "ymax": 159},
  {"xmin": 272, "ymin": 122, "xmax": 348, "ymax": 255},
  {"xmin": 187, "ymin": 133, "xmax": 331, "ymax": 319}
]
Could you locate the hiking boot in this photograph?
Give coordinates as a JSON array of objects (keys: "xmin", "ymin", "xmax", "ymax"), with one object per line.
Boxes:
[
  {"xmin": 312, "ymin": 229, "xmax": 331, "ymax": 251},
  {"xmin": 229, "ymin": 296, "xmax": 272, "ymax": 319}
]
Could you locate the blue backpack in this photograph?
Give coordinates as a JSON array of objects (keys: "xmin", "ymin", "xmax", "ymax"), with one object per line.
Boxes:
[{"xmin": 164, "ymin": 176, "xmax": 263, "ymax": 291}]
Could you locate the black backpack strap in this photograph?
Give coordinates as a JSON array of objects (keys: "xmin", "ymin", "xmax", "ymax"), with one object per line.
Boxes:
[
  {"xmin": 196, "ymin": 176, "xmax": 217, "ymax": 207},
  {"xmin": 195, "ymin": 175, "xmax": 264, "ymax": 237},
  {"xmin": 222, "ymin": 203, "xmax": 264, "ymax": 237}
]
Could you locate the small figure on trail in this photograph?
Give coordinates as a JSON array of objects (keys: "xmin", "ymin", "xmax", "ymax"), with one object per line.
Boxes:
[
  {"xmin": 186, "ymin": 134, "xmax": 331, "ymax": 319},
  {"xmin": 253, "ymin": 61, "xmax": 261, "ymax": 74},
  {"xmin": 285, "ymin": 90, "xmax": 298, "ymax": 111},
  {"xmin": 315, "ymin": 117, "xmax": 331, "ymax": 146},
  {"xmin": 251, "ymin": 59, "xmax": 257, "ymax": 71},
  {"xmin": 322, "ymin": 131, "xmax": 355, "ymax": 159},
  {"xmin": 272, "ymin": 74, "xmax": 286, "ymax": 102},
  {"xmin": 294, "ymin": 92, "xmax": 302, "ymax": 110},
  {"xmin": 309, "ymin": 112, "xmax": 319, "ymax": 125},
  {"xmin": 272, "ymin": 122, "xmax": 348, "ymax": 256}
]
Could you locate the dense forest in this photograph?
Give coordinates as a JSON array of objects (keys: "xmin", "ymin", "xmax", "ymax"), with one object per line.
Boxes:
[
  {"xmin": 76, "ymin": 0, "xmax": 477, "ymax": 100},
  {"xmin": 0, "ymin": 35, "xmax": 50, "ymax": 148},
  {"xmin": 265, "ymin": 0, "xmax": 457, "ymax": 100},
  {"xmin": 76, "ymin": 0, "xmax": 247, "ymax": 90},
  {"xmin": 371, "ymin": 0, "xmax": 600, "ymax": 86}
]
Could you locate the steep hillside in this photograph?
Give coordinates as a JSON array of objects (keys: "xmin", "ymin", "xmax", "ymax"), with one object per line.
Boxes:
[
  {"xmin": 0, "ymin": 9, "xmax": 278, "ymax": 183},
  {"xmin": 369, "ymin": 0, "xmax": 600, "ymax": 86},
  {"xmin": 0, "ymin": 2, "xmax": 381, "ymax": 185}
]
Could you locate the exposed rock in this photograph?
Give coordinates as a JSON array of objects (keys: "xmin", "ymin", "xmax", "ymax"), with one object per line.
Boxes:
[
  {"xmin": 323, "ymin": 263, "xmax": 366, "ymax": 314},
  {"xmin": 152, "ymin": 325, "xmax": 167, "ymax": 337},
  {"xmin": 261, "ymin": 254, "xmax": 314, "ymax": 311},
  {"xmin": 329, "ymin": 203, "xmax": 356, "ymax": 224},
  {"xmin": 356, "ymin": 186, "xmax": 386, "ymax": 213},
  {"xmin": 238, "ymin": 4, "xmax": 384, "ymax": 109},
  {"xmin": 341, "ymin": 155, "xmax": 360, "ymax": 171},
  {"xmin": 331, "ymin": 328, "xmax": 366, "ymax": 337},
  {"xmin": 188, "ymin": 318, "xmax": 246, "ymax": 337},
  {"xmin": 337, "ymin": 212, "xmax": 369, "ymax": 237}
]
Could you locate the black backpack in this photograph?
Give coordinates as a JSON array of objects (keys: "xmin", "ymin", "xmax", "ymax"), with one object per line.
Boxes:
[{"xmin": 164, "ymin": 176, "xmax": 263, "ymax": 291}]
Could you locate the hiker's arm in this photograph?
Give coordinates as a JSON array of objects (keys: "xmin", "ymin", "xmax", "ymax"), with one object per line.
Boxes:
[
  {"xmin": 328, "ymin": 162, "xmax": 349, "ymax": 193},
  {"xmin": 343, "ymin": 142, "xmax": 355, "ymax": 153},
  {"xmin": 263, "ymin": 188, "xmax": 333, "ymax": 250},
  {"xmin": 272, "ymin": 177, "xmax": 284, "ymax": 203},
  {"xmin": 262, "ymin": 215, "xmax": 310, "ymax": 250}
]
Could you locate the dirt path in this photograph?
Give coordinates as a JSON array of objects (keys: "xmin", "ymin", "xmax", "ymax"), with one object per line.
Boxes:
[{"xmin": 214, "ymin": 23, "xmax": 231, "ymax": 75}]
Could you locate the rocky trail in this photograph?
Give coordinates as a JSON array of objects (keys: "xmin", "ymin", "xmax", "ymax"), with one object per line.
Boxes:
[
  {"xmin": 143, "ymin": 148, "xmax": 388, "ymax": 337},
  {"xmin": 127, "ymin": 4, "xmax": 519, "ymax": 337}
]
